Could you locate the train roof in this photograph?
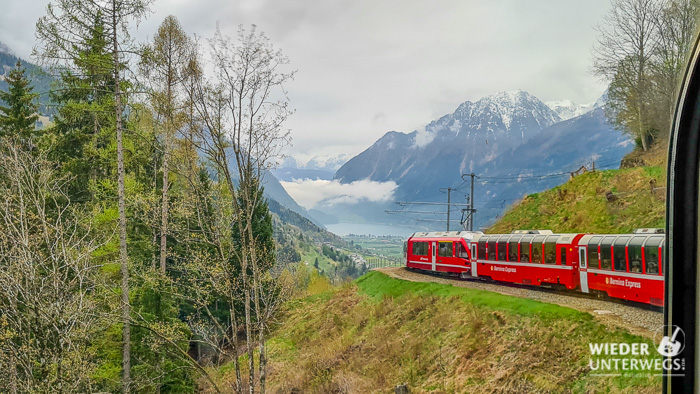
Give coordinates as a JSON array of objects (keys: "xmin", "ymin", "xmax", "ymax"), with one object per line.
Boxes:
[
  {"xmin": 470, "ymin": 233, "xmax": 582, "ymax": 244},
  {"xmin": 466, "ymin": 232, "xmax": 665, "ymax": 246},
  {"xmin": 579, "ymin": 233, "xmax": 665, "ymax": 245},
  {"xmin": 409, "ymin": 230, "xmax": 483, "ymax": 240}
]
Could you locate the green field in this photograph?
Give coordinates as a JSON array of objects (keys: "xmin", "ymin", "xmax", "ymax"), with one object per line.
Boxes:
[
  {"xmin": 343, "ymin": 235, "xmax": 405, "ymax": 259},
  {"xmin": 299, "ymin": 245, "xmax": 336, "ymax": 273}
]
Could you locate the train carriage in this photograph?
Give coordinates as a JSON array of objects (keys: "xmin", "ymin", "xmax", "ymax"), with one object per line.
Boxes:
[
  {"xmin": 405, "ymin": 229, "xmax": 666, "ymax": 306},
  {"xmin": 577, "ymin": 234, "xmax": 665, "ymax": 306},
  {"xmin": 469, "ymin": 232, "xmax": 582, "ymax": 289},
  {"xmin": 405, "ymin": 231, "xmax": 481, "ymax": 274}
]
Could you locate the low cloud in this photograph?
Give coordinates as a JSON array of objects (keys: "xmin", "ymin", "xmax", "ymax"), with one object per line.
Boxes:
[
  {"xmin": 280, "ymin": 178, "xmax": 398, "ymax": 209},
  {"xmin": 413, "ymin": 125, "xmax": 436, "ymax": 148}
]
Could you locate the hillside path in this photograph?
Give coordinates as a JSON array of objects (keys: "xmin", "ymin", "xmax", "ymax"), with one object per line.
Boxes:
[{"xmin": 375, "ymin": 267, "xmax": 663, "ymax": 339}]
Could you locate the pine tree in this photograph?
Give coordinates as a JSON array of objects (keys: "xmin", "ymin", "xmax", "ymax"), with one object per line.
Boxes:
[
  {"xmin": 37, "ymin": 1, "xmax": 153, "ymax": 391},
  {"xmin": 0, "ymin": 61, "xmax": 39, "ymax": 144},
  {"xmin": 232, "ymin": 173, "xmax": 276, "ymax": 273},
  {"xmin": 48, "ymin": 14, "xmax": 115, "ymax": 201}
]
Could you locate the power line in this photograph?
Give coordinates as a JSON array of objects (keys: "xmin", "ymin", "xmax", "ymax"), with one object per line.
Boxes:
[{"xmin": 386, "ymin": 210, "xmax": 451, "ymax": 215}]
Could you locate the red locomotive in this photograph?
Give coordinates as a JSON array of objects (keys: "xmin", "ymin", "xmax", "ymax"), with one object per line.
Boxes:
[{"xmin": 404, "ymin": 229, "xmax": 665, "ymax": 306}]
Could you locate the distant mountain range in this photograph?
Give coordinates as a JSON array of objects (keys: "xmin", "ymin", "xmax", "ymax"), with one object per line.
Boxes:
[
  {"xmin": 273, "ymin": 154, "xmax": 352, "ymax": 181},
  {"xmin": 314, "ymin": 90, "xmax": 632, "ymax": 230}
]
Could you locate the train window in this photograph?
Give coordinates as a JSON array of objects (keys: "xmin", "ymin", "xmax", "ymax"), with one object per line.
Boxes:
[
  {"xmin": 438, "ymin": 241, "xmax": 453, "ymax": 257},
  {"xmin": 508, "ymin": 235, "xmax": 521, "ymax": 262},
  {"xmin": 477, "ymin": 239, "xmax": 486, "ymax": 259},
  {"xmin": 600, "ymin": 237, "xmax": 615, "ymax": 270},
  {"xmin": 613, "ymin": 236, "xmax": 630, "ymax": 271},
  {"xmin": 459, "ymin": 242, "xmax": 470, "ymax": 258},
  {"xmin": 587, "ymin": 236, "xmax": 602, "ymax": 269},
  {"xmin": 613, "ymin": 245, "xmax": 627, "ymax": 271},
  {"xmin": 520, "ymin": 235, "xmax": 532, "ymax": 263},
  {"xmin": 628, "ymin": 237, "xmax": 644, "ymax": 273},
  {"xmin": 531, "ymin": 235, "xmax": 545, "ymax": 263},
  {"xmin": 559, "ymin": 246, "xmax": 567, "ymax": 265},
  {"xmin": 497, "ymin": 235, "xmax": 510, "ymax": 261},
  {"xmin": 543, "ymin": 236, "xmax": 559, "ymax": 264},
  {"xmin": 412, "ymin": 241, "xmax": 428, "ymax": 256},
  {"xmin": 487, "ymin": 240, "xmax": 497, "ymax": 260},
  {"xmin": 644, "ymin": 237, "xmax": 662, "ymax": 275}
]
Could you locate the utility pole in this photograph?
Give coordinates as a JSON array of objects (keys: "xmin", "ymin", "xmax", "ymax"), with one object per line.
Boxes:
[
  {"xmin": 446, "ymin": 187, "xmax": 452, "ymax": 231},
  {"xmin": 460, "ymin": 173, "xmax": 477, "ymax": 231},
  {"xmin": 469, "ymin": 173, "xmax": 475, "ymax": 231}
]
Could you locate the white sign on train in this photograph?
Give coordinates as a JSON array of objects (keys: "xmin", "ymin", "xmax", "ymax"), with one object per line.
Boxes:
[{"xmin": 606, "ymin": 277, "xmax": 642, "ymax": 289}]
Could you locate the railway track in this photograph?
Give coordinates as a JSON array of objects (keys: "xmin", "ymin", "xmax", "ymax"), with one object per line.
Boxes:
[{"xmin": 374, "ymin": 266, "xmax": 663, "ymax": 339}]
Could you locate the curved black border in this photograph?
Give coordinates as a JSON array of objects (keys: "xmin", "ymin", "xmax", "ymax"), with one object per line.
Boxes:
[{"xmin": 666, "ymin": 32, "xmax": 700, "ymax": 393}]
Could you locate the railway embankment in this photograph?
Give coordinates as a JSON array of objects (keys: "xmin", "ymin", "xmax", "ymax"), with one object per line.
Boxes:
[{"xmin": 255, "ymin": 270, "xmax": 661, "ymax": 393}]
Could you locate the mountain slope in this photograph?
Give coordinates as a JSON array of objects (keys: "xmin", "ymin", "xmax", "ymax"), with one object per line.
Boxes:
[
  {"xmin": 487, "ymin": 166, "xmax": 665, "ymax": 234},
  {"xmin": 474, "ymin": 107, "xmax": 634, "ymax": 226}
]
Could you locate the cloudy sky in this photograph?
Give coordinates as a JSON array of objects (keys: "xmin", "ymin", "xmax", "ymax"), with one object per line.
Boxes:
[{"xmin": 1, "ymin": 0, "xmax": 610, "ymax": 164}]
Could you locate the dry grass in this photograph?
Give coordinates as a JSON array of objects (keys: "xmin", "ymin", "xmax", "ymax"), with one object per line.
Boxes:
[{"xmin": 261, "ymin": 272, "xmax": 661, "ymax": 393}]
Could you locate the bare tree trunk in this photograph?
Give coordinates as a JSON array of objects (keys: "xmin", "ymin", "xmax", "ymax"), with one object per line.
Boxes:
[
  {"xmin": 255, "ymin": 283, "xmax": 267, "ymax": 394},
  {"xmin": 112, "ymin": 1, "xmax": 131, "ymax": 391},
  {"xmin": 9, "ymin": 344, "xmax": 17, "ymax": 394},
  {"xmin": 152, "ymin": 168, "xmax": 158, "ymax": 270},
  {"xmin": 241, "ymin": 240, "xmax": 255, "ymax": 394},
  {"xmin": 229, "ymin": 303, "xmax": 243, "ymax": 394},
  {"xmin": 160, "ymin": 121, "xmax": 170, "ymax": 273},
  {"xmin": 222, "ymin": 174, "xmax": 255, "ymax": 394}
]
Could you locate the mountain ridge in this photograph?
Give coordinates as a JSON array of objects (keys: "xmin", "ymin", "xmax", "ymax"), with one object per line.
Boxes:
[{"xmin": 322, "ymin": 90, "xmax": 630, "ymax": 229}]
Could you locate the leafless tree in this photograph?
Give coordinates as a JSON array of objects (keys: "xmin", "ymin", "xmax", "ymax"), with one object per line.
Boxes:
[
  {"xmin": 593, "ymin": 0, "xmax": 659, "ymax": 150},
  {"xmin": 0, "ymin": 139, "xmax": 103, "ymax": 393},
  {"xmin": 651, "ymin": 0, "xmax": 700, "ymax": 132},
  {"xmin": 183, "ymin": 25, "xmax": 294, "ymax": 393}
]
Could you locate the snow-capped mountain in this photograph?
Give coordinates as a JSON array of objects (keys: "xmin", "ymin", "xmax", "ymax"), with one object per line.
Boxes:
[
  {"xmin": 321, "ymin": 89, "xmax": 630, "ymax": 229},
  {"xmin": 335, "ymin": 90, "xmax": 561, "ymax": 184},
  {"xmin": 545, "ymin": 99, "xmax": 594, "ymax": 121},
  {"xmin": 303, "ymin": 154, "xmax": 353, "ymax": 171},
  {"xmin": 274, "ymin": 153, "xmax": 352, "ymax": 181}
]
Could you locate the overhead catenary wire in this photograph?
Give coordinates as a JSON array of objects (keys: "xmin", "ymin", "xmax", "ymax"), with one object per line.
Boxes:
[{"xmin": 387, "ymin": 158, "xmax": 622, "ymax": 230}]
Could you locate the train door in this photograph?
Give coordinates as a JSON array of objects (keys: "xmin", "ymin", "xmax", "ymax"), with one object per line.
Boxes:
[
  {"xmin": 432, "ymin": 241, "xmax": 437, "ymax": 271},
  {"xmin": 470, "ymin": 243, "xmax": 478, "ymax": 277},
  {"xmin": 578, "ymin": 246, "xmax": 589, "ymax": 293}
]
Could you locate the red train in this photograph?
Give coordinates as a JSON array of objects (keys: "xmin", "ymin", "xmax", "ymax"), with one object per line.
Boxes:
[{"xmin": 404, "ymin": 229, "xmax": 665, "ymax": 306}]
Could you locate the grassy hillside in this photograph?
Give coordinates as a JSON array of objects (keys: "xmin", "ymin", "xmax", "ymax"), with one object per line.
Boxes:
[
  {"xmin": 229, "ymin": 272, "xmax": 661, "ymax": 393},
  {"xmin": 487, "ymin": 166, "xmax": 666, "ymax": 234}
]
